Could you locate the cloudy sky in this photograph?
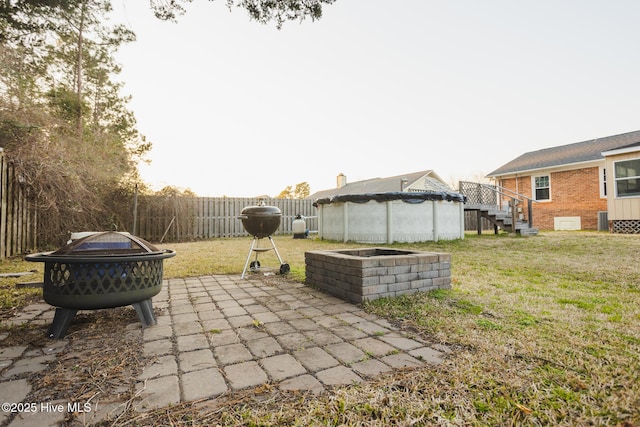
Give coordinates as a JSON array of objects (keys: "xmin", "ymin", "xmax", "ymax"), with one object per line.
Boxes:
[{"xmin": 112, "ymin": 0, "xmax": 640, "ymax": 197}]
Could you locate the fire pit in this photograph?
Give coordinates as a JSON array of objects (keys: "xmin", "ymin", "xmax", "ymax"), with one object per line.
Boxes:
[
  {"xmin": 238, "ymin": 204, "xmax": 290, "ymax": 278},
  {"xmin": 25, "ymin": 231, "xmax": 175, "ymax": 338},
  {"xmin": 305, "ymin": 248, "xmax": 451, "ymax": 303}
]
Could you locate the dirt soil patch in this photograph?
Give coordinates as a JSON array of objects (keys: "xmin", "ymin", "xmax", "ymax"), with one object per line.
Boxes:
[{"xmin": 2, "ymin": 308, "xmax": 148, "ymax": 425}]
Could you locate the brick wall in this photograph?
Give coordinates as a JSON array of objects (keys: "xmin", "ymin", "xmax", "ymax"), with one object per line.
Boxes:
[
  {"xmin": 499, "ymin": 167, "xmax": 606, "ymax": 230},
  {"xmin": 305, "ymin": 249, "xmax": 451, "ymax": 304}
]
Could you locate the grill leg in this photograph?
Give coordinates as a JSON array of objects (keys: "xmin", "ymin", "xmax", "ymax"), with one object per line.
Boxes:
[
  {"xmin": 241, "ymin": 237, "xmax": 258, "ymax": 279},
  {"xmin": 132, "ymin": 298, "xmax": 157, "ymax": 327},
  {"xmin": 268, "ymin": 236, "xmax": 285, "ymax": 264},
  {"xmin": 47, "ymin": 308, "xmax": 78, "ymax": 339}
]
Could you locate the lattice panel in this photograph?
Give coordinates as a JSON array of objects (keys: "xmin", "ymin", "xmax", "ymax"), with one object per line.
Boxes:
[
  {"xmin": 612, "ymin": 220, "xmax": 640, "ymax": 234},
  {"xmin": 44, "ymin": 259, "xmax": 164, "ymax": 296},
  {"xmin": 459, "ymin": 181, "xmax": 498, "ymax": 206}
]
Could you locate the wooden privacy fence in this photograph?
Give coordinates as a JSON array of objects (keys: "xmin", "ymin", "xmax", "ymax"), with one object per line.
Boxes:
[
  {"xmin": 131, "ymin": 194, "xmax": 490, "ymax": 243},
  {"xmin": 133, "ymin": 196, "xmax": 318, "ymax": 243},
  {"xmin": 0, "ymin": 149, "xmax": 36, "ymax": 259},
  {"xmin": 0, "ymin": 167, "xmax": 497, "ymax": 257}
]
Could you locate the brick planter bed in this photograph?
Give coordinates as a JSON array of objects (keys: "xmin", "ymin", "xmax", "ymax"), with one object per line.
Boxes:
[{"xmin": 305, "ymin": 248, "xmax": 451, "ymax": 304}]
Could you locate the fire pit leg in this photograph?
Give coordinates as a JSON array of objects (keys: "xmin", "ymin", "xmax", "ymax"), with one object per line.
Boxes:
[
  {"xmin": 47, "ymin": 308, "xmax": 78, "ymax": 339},
  {"xmin": 132, "ymin": 298, "xmax": 157, "ymax": 327}
]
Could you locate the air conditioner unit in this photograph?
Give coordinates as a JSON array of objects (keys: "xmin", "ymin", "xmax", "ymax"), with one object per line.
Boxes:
[{"xmin": 597, "ymin": 211, "xmax": 608, "ymax": 231}]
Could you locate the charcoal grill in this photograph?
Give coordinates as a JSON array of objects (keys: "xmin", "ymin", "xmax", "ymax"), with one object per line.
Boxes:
[
  {"xmin": 25, "ymin": 231, "xmax": 175, "ymax": 339},
  {"xmin": 238, "ymin": 204, "xmax": 290, "ymax": 278}
]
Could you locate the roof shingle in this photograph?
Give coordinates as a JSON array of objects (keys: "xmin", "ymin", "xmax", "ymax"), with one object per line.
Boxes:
[
  {"xmin": 488, "ymin": 130, "xmax": 640, "ymax": 177},
  {"xmin": 308, "ymin": 170, "xmax": 452, "ymax": 200}
]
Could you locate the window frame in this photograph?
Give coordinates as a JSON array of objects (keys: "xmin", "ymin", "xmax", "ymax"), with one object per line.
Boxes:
[
  {"xmin": 613, "ymin": 157, "xmax": 640, "ymax": 198},
  {"xmin": 532, "ymin": 174, "xmax": 551, "ymax": 202},
  {"xmin": 599, "ymin": 165, "xmax": 607, "ymax": 198}
]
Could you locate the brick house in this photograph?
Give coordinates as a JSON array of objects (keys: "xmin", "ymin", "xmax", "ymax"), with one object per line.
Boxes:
[{"xmin": 487, "ymin": 130, "xmax": 640, "ymax": 231}]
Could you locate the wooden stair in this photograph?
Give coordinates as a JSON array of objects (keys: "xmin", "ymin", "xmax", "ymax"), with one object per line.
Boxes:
[
  {"xmin": 467, "ymin": 205, "xmax": 539, "ymax": 236},
  {"xmin": 459, "ymin": 181, "xmax": 539, "ymax": 236}
]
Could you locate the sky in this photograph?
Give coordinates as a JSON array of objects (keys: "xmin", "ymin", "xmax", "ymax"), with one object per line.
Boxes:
[{"xmin": 111, "ymin": 0, "xmax": 640, "ymax": 197}]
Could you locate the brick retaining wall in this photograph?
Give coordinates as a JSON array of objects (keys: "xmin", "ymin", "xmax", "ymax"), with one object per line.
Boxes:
[{"xmin": 305, "ymin": 248, "xmax": 452, "ymax": 304}]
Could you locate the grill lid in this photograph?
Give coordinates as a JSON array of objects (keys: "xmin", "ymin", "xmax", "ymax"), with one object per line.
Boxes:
[
  {"xmin": 239, "ymin": 205, "xmax": 282, "ymax": 238},
  {"xmin": 52, "ymin": 231, "xmax": 160, "ymax": 256}
]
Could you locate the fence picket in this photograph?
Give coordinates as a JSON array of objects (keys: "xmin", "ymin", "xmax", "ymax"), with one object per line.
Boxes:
[
  {"xmin": 128, "ymin": 196, "xmax": 318, "ymax": 242},
  {"xmin": 0, "ymin": 167, "xmax": 501, "ymax": 254},
  {"xmin": 0, "ymin": 150, "xmax": 35, "ymax": 259}
]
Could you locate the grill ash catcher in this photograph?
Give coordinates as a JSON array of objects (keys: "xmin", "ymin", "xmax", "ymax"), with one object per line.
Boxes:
[
  {"xmin": 25, "ymin": 231, "xmax": 175, "ymax": 339},
  {"xmin": 238, "ymin": 203, "xmax": 290, "ymax": 279}
]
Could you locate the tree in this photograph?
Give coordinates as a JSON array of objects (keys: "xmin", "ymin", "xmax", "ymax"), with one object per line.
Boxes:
[
  {"xmin": 152, "ymin": 0, "xmax": 336, "ymax": 28},
  {"xmin": 277, "ymin": 182, "xmax": 310, "ymax": 199},
  {"xmin": 0, "ymin": 0, "xmax": 331, "ymax": 245},
  {"xmin": 277, "ymin": 186, "xmax": 293, "ymax": 198},
  {"xmin": 0, "ymin": 0, "xmax": 335, "ymax": 37},
  {"xmin": 155, "ymin": 186, "xmax": 197, "ymax": 197},
  {"xmin": 0, "ymin": 0, "xmax": 150, "ymax": 245},
  {"xmin": 0, "ymin": 0, "xmax": 337, "ymax": 38},
  {"xmin": 42, "ymin": 0, "xmax": 136, "ymax": 136},
  {"xmin": 293, "ymin": 182, "xmax": 310, "ymax": 199}
]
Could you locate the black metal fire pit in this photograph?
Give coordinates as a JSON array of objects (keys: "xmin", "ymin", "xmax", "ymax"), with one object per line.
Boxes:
[
  {"xmin": 25, "ymin": 231, "xmax": 175, "ymax": 339},
  {"xmin": 238, "ymin": 204, "xmax": 289, "ymax": 278}
]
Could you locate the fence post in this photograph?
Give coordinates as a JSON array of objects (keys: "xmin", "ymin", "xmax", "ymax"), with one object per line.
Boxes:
[
  {"xmin": 0, "ymin": 150, "xmax": 6, "ymax": 259},
  {"xmin": 132, "ymin": 183, "xmax": 138, "ymax": 236}
]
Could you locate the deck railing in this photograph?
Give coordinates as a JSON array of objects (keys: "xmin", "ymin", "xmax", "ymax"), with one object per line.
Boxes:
[{"xmin": 458, "ymin": 181, "xmax": 536, "ymax": 228}]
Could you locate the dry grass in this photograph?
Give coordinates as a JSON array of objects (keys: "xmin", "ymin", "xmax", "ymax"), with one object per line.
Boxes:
[{"xmin": 1, "ymin": 231, "xmax": 639, "ymax": 426}]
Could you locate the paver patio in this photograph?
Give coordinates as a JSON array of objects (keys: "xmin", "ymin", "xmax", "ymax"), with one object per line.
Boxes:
[{"xmin": 0, "ymin": 274, "xmax": 451, "ymax": 425}]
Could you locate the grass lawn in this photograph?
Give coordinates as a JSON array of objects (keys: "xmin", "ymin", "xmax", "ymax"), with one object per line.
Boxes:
[{"xmin": 1, "ymin": 231, "xmax": 639, "ymax": 425}]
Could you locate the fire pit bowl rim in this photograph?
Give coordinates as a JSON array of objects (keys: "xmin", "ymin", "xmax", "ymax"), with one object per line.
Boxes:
[{"xmin": 25, "ymin": 249, "xmax": 176, "ymax": 264}]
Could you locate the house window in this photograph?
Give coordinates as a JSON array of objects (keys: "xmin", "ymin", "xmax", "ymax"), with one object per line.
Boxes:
[
  {"xmin": 600, "ymin": 166, "xmax": 607, "ymax": 198},
  {"xmin": 533, "ymin": 175, "xmax": 550, "ymax": 201},
  {"xmin": 614, "ymin": 158, "xmax": 640, "ymax": 197}
]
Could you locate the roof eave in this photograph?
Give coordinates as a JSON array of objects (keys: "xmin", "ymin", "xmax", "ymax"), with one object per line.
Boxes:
[
  {"xmin": 602, "ymin": 146, "xmax": 640, "ymax": 157},
  {"xmin": 423, "ymin": 170, "xmax": 447, "ymax": 185},
  {"xmin": 487, "ymin": 159, "xmax": 604, "ymax": 178}
]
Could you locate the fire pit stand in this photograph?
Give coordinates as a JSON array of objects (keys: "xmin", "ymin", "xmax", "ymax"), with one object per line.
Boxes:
[{"xmin": 25, "ymin": 231, "xmax": 175, "ymax": 339}]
